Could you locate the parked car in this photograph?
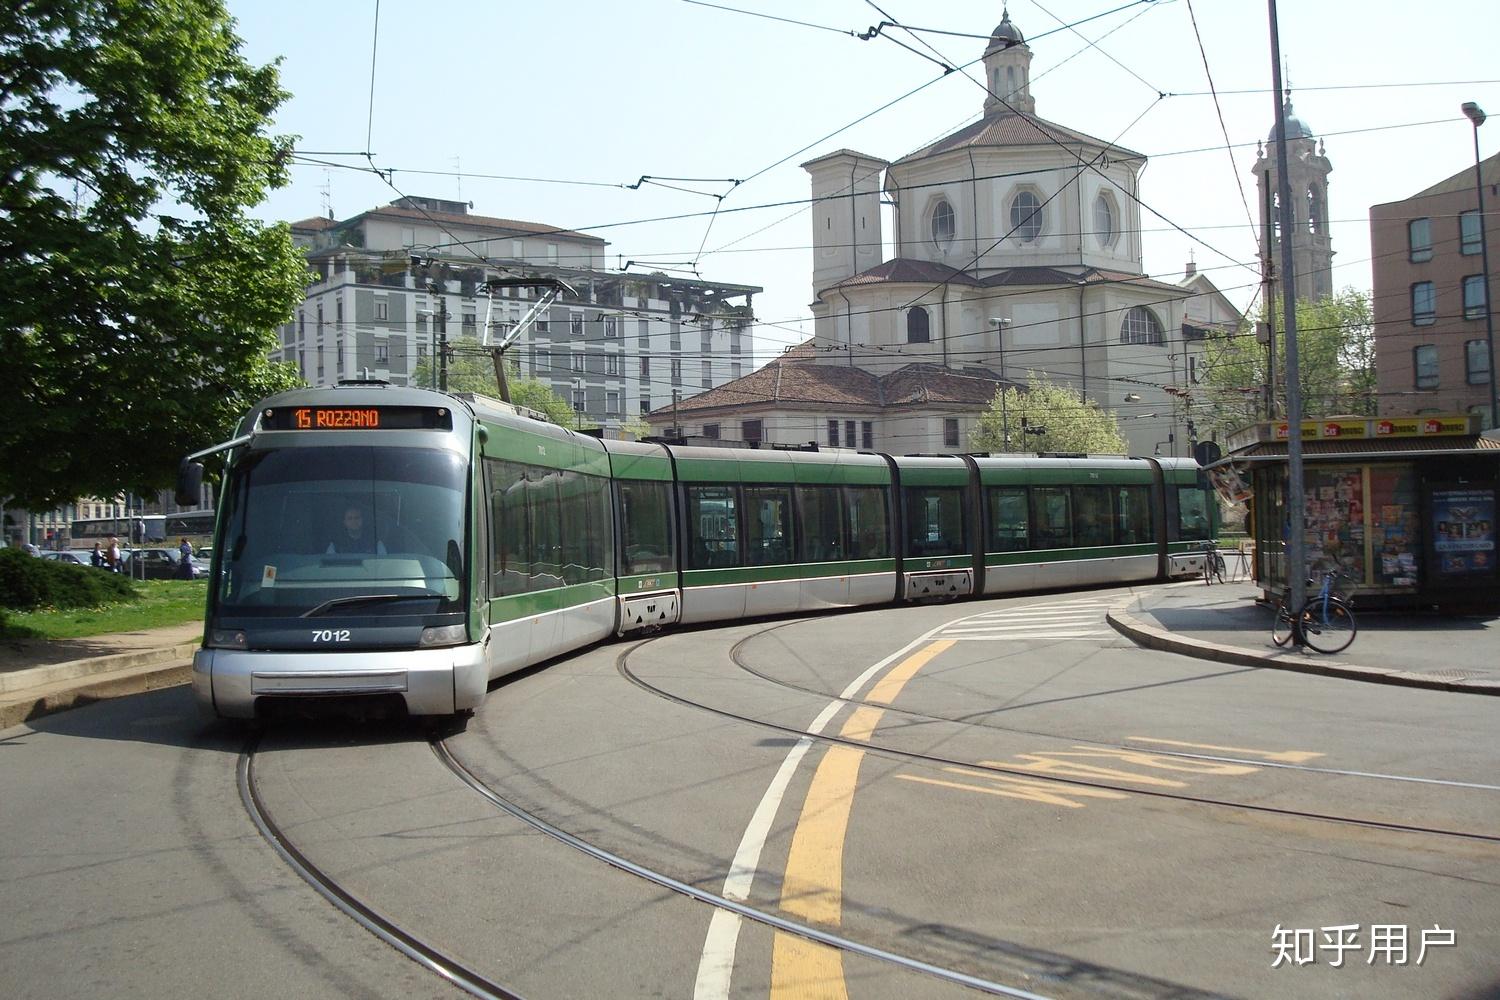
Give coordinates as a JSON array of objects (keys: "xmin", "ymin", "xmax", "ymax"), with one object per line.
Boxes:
[
  {"xmin": 120, "ymin": 547, "xmax": 182, "ymax": 580},
  {"xmin": 41, "ymin": 551, "xmax": 92, "ymax": 567}
]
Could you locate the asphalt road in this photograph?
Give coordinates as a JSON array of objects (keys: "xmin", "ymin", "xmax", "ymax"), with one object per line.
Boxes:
[{"xmin": 2, "ymin": 583, "xmax": 1497, "ymax": 999}]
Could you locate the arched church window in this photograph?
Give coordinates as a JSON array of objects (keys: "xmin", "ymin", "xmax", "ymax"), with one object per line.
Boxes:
[
  {"xmin": 1094, "ymin": 193, "xmax": 1116, "ymax": 248},
  {"xmin": 1010, "ymin": 190, "xmax": 1042, "ymax": 242},
  {"xmin": 1307, "ymin": 185, "xmax": 1322, "ymax": 235},
  {"xmin": 907, "ymin": 307, "xmax": 931, "ymax": 344},
  {"xmin": 930, "ymin": 200, "xmax": 955, "ymax": 251},
  {"xmin": 1119, "ymin": 306, "xmax": 1163, "ymax": 345}
]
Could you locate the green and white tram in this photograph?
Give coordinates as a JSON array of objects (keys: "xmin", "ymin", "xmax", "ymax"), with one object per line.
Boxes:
[{"xmin": 181, "ymin": 381, "xmax": 1216, "ymax": 721}]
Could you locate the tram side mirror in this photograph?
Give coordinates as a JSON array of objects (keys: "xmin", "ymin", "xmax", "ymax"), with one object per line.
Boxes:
[{"xmin": 176, "ymin": 459, "xmax": 204, "ymax": 507}]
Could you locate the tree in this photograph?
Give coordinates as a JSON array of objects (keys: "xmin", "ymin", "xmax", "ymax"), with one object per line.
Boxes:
[
  {"xmin": 0, "ymin": 0, "xmax": 307, "ymax": 508},
  {"xmin": 1197, "ymin": 289, "xmax": 1375, "ymax": 441},
  {"xmin": 412, "ymin": 348, "xmax": 584, "ymax": 429},
  {"xmin": 970, "ymin": 372, "xmax": 1128, "ymax": 454}
]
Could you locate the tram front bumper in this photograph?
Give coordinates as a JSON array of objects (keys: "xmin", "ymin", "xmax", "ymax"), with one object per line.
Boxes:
[{"xmin": 193, "ymin": 643, "xmax": 487, "ymax": 718}]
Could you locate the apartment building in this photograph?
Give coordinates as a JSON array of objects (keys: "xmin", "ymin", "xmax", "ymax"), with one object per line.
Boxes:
[
  {"xmin": 1370, "ymin": 153, "xmax": 1498, "ymax": 428},
  {"xmin": 279, "ymin": 197, "xmax": 760, "ymax": 431}
]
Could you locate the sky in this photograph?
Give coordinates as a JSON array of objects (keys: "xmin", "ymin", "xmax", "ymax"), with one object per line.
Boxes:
[{"xmin": 227, "ymin": 0, "xmax": 1500, "ymax": 368}]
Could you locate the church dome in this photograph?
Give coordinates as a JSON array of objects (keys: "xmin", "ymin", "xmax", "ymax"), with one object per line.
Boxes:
[
  {"xmin": 990, "ymin": 8, "xmax": 1024, "ymax": 47},
  {"xmin": 1268, "ymin": 99, "xmax": 1314, "ymax": 142}
]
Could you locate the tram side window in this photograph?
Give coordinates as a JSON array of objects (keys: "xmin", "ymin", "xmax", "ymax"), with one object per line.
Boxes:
[
  {"xmin": 1116, "ymin": 486, "xmax": 1151, "ymax": 544},
  {"xmin": 796, "ymin": 485, "xmax": 844, "ymax": 562},
  {"xmin": 745, "ymin": 486, "xmax": 794, "ymax": 566},
  {"xmin": 904, "ymin": 486, "xmax": 966, "ymax": 557},
  {"xmin": 1073, "ymin": 486, "xmax": 1113, "ymax": 547},
  {"xmin": 486, "ymin": 458, "xmax": 531, "ymax": 596},
  {"xmin": 558, "ymin": 471, "xmax": 586, "ymax": 585},
  {"xmin": 986, "ymin": 487, "xmax": 1029, "ymax": 551},
  {"xmin": 618, "ymin": 480, "xmax": 674, "ymax": 575},
  {"xmin": 584, "ymin": 473, "xmax": 613, "ymax": 582},
  {"xmin": 528, "ymin": 468, "xmax": 563, "ymax": 589},
  {"xmin": 1177, "ymin": 486, "xmax": 1211, "ymax": 540},
  {"xmin": 845, "ymin": 486, "xmax": 891, "ymax": 560},
  {"xmin": 687, "ymin": 485, "xmax": 738, "ymax": 569},
  {"xmin": 1030, "ymin": 487, "xmax": 1073, "ymax": 549}
]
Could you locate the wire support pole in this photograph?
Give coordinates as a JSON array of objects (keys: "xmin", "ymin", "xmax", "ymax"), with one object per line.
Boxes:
[
  {"xmin": 1267, "ymin": 0, "xmax": 1307, "ymax": 615},
  {"xmin": 1467, "ymin": 113, "xmax": 1499, "ymax": 427}
]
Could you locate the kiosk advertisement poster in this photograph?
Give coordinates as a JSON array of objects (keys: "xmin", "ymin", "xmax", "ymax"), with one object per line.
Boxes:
[{"xmin": 1431, "ymin": 488, "xmax": 1496, "ymax": 576}]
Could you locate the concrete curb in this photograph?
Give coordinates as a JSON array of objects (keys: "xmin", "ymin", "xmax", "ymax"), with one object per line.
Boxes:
[
  {"xmin": 0, "ymin": 657, "xmax": 194, "ymax": 730},
  {"xmin": 1107, "ymin": 600, "xmax": 1500, "ymax": 696},
  {"xmin": 0, "ymin": 640, "xmax": 200, "ymax": 695}
]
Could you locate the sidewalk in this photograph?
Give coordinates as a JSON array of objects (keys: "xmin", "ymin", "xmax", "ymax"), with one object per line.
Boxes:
[
  {"xmin": 0, "ymin": 622, "xmax": 202, "ymax": 730},
  {"xmin": 1108, "ymin": 580, "xmax": 1500, "ymax": 695}
]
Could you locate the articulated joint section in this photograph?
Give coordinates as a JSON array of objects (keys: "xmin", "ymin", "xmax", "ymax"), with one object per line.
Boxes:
[
  {"xmin": 1167, "ymin": 551, "xmax": 1208, "ymax": 578},
  {"xmin": 904, "ymin": 569, "xmax": 974, "ymax": 600},
  {"xmin": 618, "ymin": 589, "xmax": 682, "ymax": 634}
]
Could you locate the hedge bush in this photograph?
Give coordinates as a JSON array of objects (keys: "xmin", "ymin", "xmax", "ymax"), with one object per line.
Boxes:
[{"xmin": 0, "ymin": 549, "xmax": 138, "ymax": 611}]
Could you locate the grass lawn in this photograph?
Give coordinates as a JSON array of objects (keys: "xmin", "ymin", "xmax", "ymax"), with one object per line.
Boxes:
[{"xmin": 1, "ymin": 580, "xmax": 208, "ymax": 640}]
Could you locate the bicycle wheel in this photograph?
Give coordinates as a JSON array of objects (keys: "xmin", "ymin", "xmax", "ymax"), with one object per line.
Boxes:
[
  {"xmin": 1299, "ymin": 599, "xmax": 1356, "ymax": 655},
  {"xmin": 1210, "ymin": 553, "xmax": 1226, "ymax": 585},
  {"xmin": 1271, "ymin": 603, "xmax": 1297, "ymax": 646}
]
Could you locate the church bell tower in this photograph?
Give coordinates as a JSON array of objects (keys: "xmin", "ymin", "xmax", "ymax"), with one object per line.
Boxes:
[{"xmin": 1253, "ymin": 93, "xmax": 1335, "ymax": 301}]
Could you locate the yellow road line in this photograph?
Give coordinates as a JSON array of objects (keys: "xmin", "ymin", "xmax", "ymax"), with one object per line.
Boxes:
[
  {"xmin": 769, "ymin": 640, "xmax": 951, "ymax": 999},
  {"xmin": 1126, "ymin": 736, "xmax": 1324, "ymax": 763},
  {"xmin": 865, "ymin": 639, "xmax": 954, "ymax": 705}
]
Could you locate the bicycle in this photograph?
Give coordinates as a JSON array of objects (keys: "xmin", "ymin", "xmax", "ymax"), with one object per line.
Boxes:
[
  {"xmin": 1271, "ymin": 569, "xmax": 1357, "ymax": 654},
  {"xmin": 1202, "ymin": 540, "xmax": 1226, "ymax": 586}
]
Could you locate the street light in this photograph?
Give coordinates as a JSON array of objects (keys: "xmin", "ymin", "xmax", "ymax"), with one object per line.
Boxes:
[{"xmin": 1462, "ymin": 101, "xmax": 1498, "ymax": 428}]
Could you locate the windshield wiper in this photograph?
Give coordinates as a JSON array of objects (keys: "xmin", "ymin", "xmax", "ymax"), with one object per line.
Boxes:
[{"xmin": 300, "ymin": 594, "xmax": 439, "ymax": 618}]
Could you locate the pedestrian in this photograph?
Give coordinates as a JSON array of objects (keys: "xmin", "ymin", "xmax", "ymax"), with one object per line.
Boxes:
[
  {"xmin": 106, "ymin": 535, "xmax": 122, "ymax": 572},
  {"xmin": 91, "ymin": 542, "xmax": 105, "ymax": 568},
  {"xmin": 24, "ymin": 540, "xmax": 41, "ymax": 557},
  {"xmin": 176, "ymin": 537, "xmax": 196, "ymax": 579}
]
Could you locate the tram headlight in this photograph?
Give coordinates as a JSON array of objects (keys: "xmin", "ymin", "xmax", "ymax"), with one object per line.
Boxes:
[
  {"xmin": 418, "ymin": 624, "xmax": 467, "ymax": 648},
  {"xmin": 208, "ymin": 629, "xmax": 247, "ymax": 649}
]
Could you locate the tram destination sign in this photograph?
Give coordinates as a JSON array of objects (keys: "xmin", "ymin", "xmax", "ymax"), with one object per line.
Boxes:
[{"xmin": 261, "ymin": 405, "xmax": 452, "ymax": 432}]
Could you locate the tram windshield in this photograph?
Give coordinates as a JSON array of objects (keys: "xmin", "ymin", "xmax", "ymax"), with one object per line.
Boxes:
[{"xmin": 213, "ymin": 446, "xmax": 467, "ymax": 618}]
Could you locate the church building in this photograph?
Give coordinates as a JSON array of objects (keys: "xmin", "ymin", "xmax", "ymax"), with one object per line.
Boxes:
[{"xmin": 649, "ymin": 9, "xmax": 1241, "ymax": 458}]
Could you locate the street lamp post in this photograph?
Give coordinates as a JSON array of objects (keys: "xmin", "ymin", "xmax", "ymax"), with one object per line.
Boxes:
[{"xmin": 1462, "ymin": 101, "xmax": 1498, "ymax": 428}]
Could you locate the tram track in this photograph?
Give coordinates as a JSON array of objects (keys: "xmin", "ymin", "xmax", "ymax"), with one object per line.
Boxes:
[
  {"xmin": 237, "ymin": 734, "xmax": 526, "ymax": 1000},
  {"xmin": 728, "ymin": 616, "xmax": 1500, "ymax": 793},
  {"xmin": 236, "ymin": 618, "xmax": 1496, "ymax": 1000},
  {"xmin": 621, "ymin": 620, "xmax": 1500, "ymax": 847},
  {"xmin": 238, "ymin": 708, "xmax": 1058, "ymax": 999}
]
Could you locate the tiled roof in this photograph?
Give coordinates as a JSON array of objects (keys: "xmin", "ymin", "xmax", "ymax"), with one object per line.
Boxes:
[
  {"xmin": 894, "ymin": 111, "xmax": 1144, "ymax": 165},
  {"xmin": 828, "ymin": 259, "xmax": 981, "ymax": 290},
  {"xmin": 291, "ymin": 216, "xmax": 338, "ymax": 231},
  {"xmin": 356, "ymin": 205, "xmax": 607, "ymax": 245},
  {"xmin": 823, "ymin": 260, "xmax": 1178, "ymax": 294},
  {"xmin": 652, "ymin": 342, "xmax": 1007, "ymax": 417}
]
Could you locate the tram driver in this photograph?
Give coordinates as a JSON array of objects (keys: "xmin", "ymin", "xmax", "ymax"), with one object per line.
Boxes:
[{"xmin": 327, "ymin": 504, "xmax": 387, "ymax": 556}]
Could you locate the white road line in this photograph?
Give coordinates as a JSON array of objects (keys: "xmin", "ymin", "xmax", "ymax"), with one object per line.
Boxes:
[
  {"xmin": 694, "ymin": 613, "xmax": 982, "ymax": 1000},
  {"xmin": 940, "ymin": 632, "xmax": 1116, "ymax": 640}
]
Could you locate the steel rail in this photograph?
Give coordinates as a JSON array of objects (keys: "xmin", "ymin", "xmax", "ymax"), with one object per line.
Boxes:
[
  {"xmin": 237, "ymin": 738, "xmax": 527, "ymax": 1000},
  {"xmin": 430, "ymin": 736, "xmax": 1055, "ymax": 1000},
  {"xmin": 621, "ymin": 625, "xmax": 1500, "ymax": 846}
]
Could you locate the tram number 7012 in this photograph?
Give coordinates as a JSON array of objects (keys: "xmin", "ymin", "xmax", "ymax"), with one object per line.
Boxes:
[{"xmin": 312, "ymin": 629, "xmax": 352, "ymax": 643}]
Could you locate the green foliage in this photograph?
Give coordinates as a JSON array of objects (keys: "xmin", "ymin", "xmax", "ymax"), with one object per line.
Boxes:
[
  {"xmin": 413, "ymin": 348, "xmax": 585, "ymax": 428},
  {"xmin": 1198, "ymin": 290, "xmax": 1375, "ymax": 440},
  {"xmin": 0, "ymin": 548, "xmax": 136, "ymax": 611},
  {"xmin": 0, "ymin": 0, "xmax": 308, "ymax": 508},
  {"xmin": 970, "ymin": 372, "xmax": 1128, "ymax": 454}
]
